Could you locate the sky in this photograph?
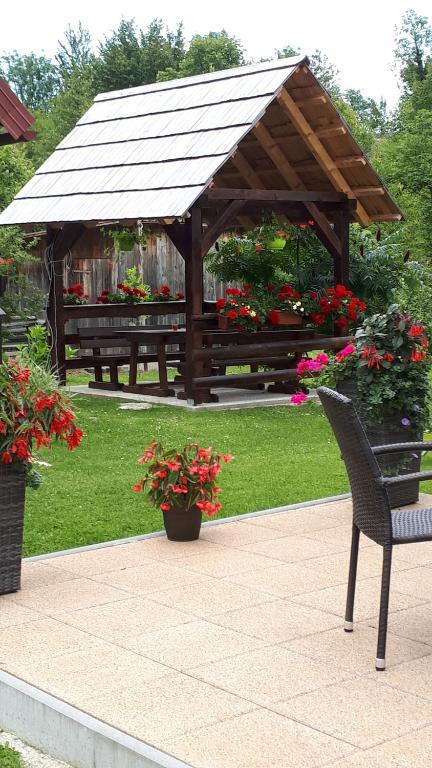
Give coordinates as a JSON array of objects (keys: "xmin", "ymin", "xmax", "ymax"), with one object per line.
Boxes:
[{"xmin": 1, "ymin": 0, "xmax": 431, "ymax": 107}]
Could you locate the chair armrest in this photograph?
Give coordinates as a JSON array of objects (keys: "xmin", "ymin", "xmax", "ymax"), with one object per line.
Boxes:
[
  {"xmin": 380, "ymin": 470, "xmax": 432, "ymax": 487},
  {"xmin": 372, "ymin": 442, "xmax": 432, "ymax": 455}
]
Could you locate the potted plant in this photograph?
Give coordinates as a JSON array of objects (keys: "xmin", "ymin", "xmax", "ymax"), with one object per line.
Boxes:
[
  {"xmin": 303, "ymin": 284, "xmax": 367, "ymax": 333},
  {"xmin": 0, "ymin": 359, "xmax": 83, "ymax": 594},
  {"xmin": 63, "ymin": 284, "xmax": 88, "ymax": 305},
  {"xmin": 300, "ymin": 305, "xmax": 430, "ymax": 507},
  {"xmin": 96, "ymin": 268, "xmax": 150, "ymax": 304},
  {"xmin": 134, "ymin": 442, "xmax": 233, "ymax": 541}
]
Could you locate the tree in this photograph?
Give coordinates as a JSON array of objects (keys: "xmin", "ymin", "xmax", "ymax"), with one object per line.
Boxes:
[
  {"xmin": 93, "ymin": 18, "xmax": 184, "ymax": 92},
  {"xmin": 344, "ymin": 89, "xmax": 389, "ymax": 135},
  {"xmin": 0, "ymin": 52, "xmax": 60, "ymax": 111},
  {"xmin": 276, "ymin": 46, "xmax": 340, "ymax": 95},
  {"xmin": 394, "ymin": 10, "xmax": 432, "ymax": 91},
  {"xmin": 174, "ymin": 31, "xmax": 244, "ymax": 78},
  {"xmin": 56, "ymin": 22, "xmax": 94, "ymax": 82}
]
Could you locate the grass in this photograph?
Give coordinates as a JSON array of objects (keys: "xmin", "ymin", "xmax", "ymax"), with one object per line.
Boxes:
[
  {"xmin": 0, "ymin": 744, "xmax": 22, "ymax": 768},
  {"xmin": 24, "ymin": 396, "xmax": 351, "ymax": 557},
  {"xmin": 24, "ymin": 393, "xmax": 432, "ymax": 557}
]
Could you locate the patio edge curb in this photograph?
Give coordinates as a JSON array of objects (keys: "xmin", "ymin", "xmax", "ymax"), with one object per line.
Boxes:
[
  {"xmin": 0, "ymin": 669, "xmax": 192, "ymax": 768},
  {"xmin": 24, "ymin": 493, "xmax": 351, "ymax": 562}
]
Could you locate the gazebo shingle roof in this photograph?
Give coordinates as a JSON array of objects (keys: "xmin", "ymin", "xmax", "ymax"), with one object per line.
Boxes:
[{"xmin": 0, "ymin": 56, "xmax": 401, "ymax": 226}]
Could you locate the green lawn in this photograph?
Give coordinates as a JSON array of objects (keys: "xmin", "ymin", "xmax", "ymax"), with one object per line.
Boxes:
[
  {"xmin": 0, "ymin": 744, "xmax": 22, "ymax": 768},
  {"xmin": 24, "ymin": 394, "xmax": 432, "ymax": 557}
]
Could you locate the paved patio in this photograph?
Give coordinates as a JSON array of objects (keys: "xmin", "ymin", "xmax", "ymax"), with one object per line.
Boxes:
[{"xmin": 2, "ymin": 496, "xmax": 432, "ymax": 767}]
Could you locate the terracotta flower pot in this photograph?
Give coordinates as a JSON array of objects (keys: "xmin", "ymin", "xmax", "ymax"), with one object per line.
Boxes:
[
  {"xmin": 0, "ymin": 463, "xmax": 26, "ymax": 594},
  {"xmin": 218, "ymin": 315, "xmax": 229, "ymax": 330},
  {"xmin": 163, "ymin": 506, "xmax": 202, "ymax": 541},
  {"xmin": 277, "ymin": 310, "xmax": 303, "ymax": 326}
]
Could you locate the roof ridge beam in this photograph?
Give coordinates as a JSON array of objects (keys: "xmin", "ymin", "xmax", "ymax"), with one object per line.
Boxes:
[{"xmin": 276, "ymin": 88, "xmax": 370, "ymax": 226}]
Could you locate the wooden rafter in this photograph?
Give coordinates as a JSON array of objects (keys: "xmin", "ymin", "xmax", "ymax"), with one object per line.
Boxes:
[
  {"xmin": 370, "ymin": 213, "xmax": 403, "ymax": 222},
  {"xmin": 294, "ymin": 94, "xmax": 327, "ymax": 108},
  {"xmin": 228, "ymin": 148, "xmax": 286, "ymax": 227},
  {"xmin": 335, "ymin": 156, "xmax": 367, "ymax": 169},
  {"xmin": 277, "ymin": 89, "xmax": 370, "ymax": 226},
  {"xmin": 252, "ymin": 121, "xmax": 343, "ymax": 260}
]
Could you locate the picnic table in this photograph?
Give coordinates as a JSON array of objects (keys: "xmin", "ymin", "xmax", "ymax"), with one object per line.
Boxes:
[{"xmin": 113, "ymin": 327, "xmax": 186, "ymax": 397}]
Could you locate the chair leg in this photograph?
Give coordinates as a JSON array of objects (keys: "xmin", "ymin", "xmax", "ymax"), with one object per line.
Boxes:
[
  {"xmin": 376, "ymin": 546, "xmax": 392, "ymax": 671},
  {"xmin": 344, "ymin": 524, "xmax": 360, "ymax": 632}
]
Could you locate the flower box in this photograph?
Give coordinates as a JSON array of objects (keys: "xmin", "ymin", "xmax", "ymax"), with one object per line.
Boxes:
[
  {"xmin": 277, "ymin": 310, "xmax": 303, "ymax": 326},
  {"xmin": 0, "ymin": 463, "xmax": 26, "ymax": 594},
  {"xmin": 218, "ymin": 315, "xmax": 230, "ymax": 331}
]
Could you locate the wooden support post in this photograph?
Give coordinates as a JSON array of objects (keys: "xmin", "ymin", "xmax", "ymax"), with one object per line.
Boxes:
[
  {"xmin": 46, "ymin": 223, "xmax": 85, "ymax": 383},
  {"xmin": 183, "ymin": 208, "xmax": 211, "ymax": 405}
]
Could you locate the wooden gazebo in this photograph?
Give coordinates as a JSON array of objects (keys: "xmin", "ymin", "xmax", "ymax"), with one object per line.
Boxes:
[{"xmin": 0, "ymin": 56, "xmax": 401, "ymax": 404}]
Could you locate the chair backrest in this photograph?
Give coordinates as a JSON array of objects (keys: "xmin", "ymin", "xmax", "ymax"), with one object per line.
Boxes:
[{"xmin": 317, "ymin": 386, "xmax": 392, "ymax": 546}]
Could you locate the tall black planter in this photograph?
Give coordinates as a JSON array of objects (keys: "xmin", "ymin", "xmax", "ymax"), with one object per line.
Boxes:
[
  {"xmin": 337, "ymin": 380, "xmax": 421, "ymax": 508},
  {"xmin": 0, "ymin": 275, "xmax": 7, "ymax": 297},
  {"xmin": 0, "ymin": 463, "xmax": 26, "ymax": 594}
]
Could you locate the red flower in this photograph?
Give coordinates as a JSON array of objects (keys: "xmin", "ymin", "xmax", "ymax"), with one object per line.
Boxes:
[
  {"xmin": 176, "ymin": 292, "xmax": 185, "ymax": 299},
  {"xmin": 133, "ymin": 484, "xmax": 142, "ymax": 492},
  {"xmin": 226, "ymin": 287, "xmax": 241, "ymax": 296},
  {"xmin": 227, "ymin": 309, "xmax": 238, "ymax": 320},
  {"xmin": 160, "ymin": 503, "xmax": 171, "ymax": 511},
  {"xmin": 411, "ymin": 349, "xmax": 427, "ymax": 362},
  {"xmin": 216, "ymin": 298, "xmax": 226, "ymax": 309},
  {"xmin": 336, "ymin": 316, "xmax": 348, "ymax": 328},
  {"xmin": 255, "ymin": 244, "xmax": 263, "ymax": 251},
  {"xmin": 1, "ymin": 451, "xmax": 12, "ymax": 464},
  {"xmin": 409, "ymin": 324, "xmax": 425, "ymax": 338},
  {"xmin": 382, "ymin": 352, "xmax": 394, "ymax": 363},
  {"xmin": 239, "ymin": 306, "xmax": 250, "ymax": 317}
]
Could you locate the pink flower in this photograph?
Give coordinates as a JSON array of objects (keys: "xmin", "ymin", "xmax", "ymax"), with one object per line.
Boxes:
[
  {"xmin": 338, "ymin": 344, "xmax": 355, "ymax": 359},
  {"xmin": 290, "ymin": 392, "xmax": 308, "ymax": 406},
  {"xmin": 315, "ymin": 353, "xmax": 329, "ymax": 366},
  {"xmin": 296, "ymin": 359, "xmax": 311, "ymax": 376}
]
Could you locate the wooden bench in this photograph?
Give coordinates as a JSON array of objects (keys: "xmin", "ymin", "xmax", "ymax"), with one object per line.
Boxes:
[{"xmin": 77, "ymin": 326, "xmax": 185, "ymax": 390}]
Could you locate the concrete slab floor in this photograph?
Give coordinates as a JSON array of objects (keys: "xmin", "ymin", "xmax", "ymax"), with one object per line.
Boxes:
[{"xmin": 2, "ymin": 495, "xmax": 432, "ymax": 767}]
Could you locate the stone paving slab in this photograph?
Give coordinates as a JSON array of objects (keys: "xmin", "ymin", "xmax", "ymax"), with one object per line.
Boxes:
[{"xmin": 2, "ymin": 495, "xmax": 432, "ymax": 767}]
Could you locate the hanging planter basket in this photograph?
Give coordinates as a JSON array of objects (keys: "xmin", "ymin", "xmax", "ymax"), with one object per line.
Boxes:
[
  {"xmin": 163, "ymin": 507, "xmax": 202, "ymax": 541},
  {"xmin": 266, "ymin": 237, "xmax": 286, "ymax": 250},
  {"xmin": 0, "ymin": 463, "xmax": 26, "ymax": 595},
  {"xmin": 113, "ymin": 231, "xmax": 137, "ymax": 252}
]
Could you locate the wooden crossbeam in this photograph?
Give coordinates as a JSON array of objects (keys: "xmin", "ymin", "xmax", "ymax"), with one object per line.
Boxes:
[
  {"xmin": 294, "ymin": 94, "xmax": 327, "ymax": 108},
  {"xmin": 277, "ymin": 89, "xmax": 370, "ymax": 226},
  {"xmin": 370, "ymin": 214, "xmax": 403, "ymax": 222},
  {"xmin": 335, "ymin": 156, "xmax": 367, "ymax": 169},
  {"xmin": 315, "ymin": 125, "xmax": 347, "ymax": 138},
  {"xmin": 352, "ymin": 186, "xmax": 385, "ymax": 197},
  {"xmin": 205, "ymin": 188, "xmax": 347, "ymax": 203},
  {"xmin": 252, "ymin": 122, "xmax": 343, "ymax": 260}
]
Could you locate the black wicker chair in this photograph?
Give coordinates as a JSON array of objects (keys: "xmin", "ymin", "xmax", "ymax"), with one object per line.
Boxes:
[{"xmin": 318, "ymin": 386, "xmax": 432, "ymax": 671}]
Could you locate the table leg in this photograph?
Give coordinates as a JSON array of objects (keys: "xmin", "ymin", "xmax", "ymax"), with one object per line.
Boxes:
[
  {"xmin": 129, "ymin": 341, "xmax": 138, "ymax": 386},
  {"xmin": 157, "ymin": 340, "xmax": 169, "ymax": 390}
]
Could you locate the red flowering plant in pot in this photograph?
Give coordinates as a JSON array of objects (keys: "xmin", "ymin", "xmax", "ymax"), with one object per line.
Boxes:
[
  {"xmin": 304, "ymin": 284, "xmax": 366, "ymax": 333},
  {"xmin": 216, "ymin": 286, "xmax": 265, "ymax": 332},
  {"xmin": 63, "ymin": 283, "xmax": 88, "ymax": 305},
  {"xmin": 0, "ymin": 359, "xmax": 83, "ymax": 594},
  {"xmin": 148, "ymin": 284, "xmax": 185, "ymax": 302},
  {"xmin": 296, "ymin": 305, "xmax": 431, "ymax": 507},
  {"xmin": 134, "ymin": 442, "xmax": 233, "ymax": 541}
]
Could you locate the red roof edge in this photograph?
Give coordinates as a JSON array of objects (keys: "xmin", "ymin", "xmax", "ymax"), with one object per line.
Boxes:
[{"xmin": 0, "ymin": 77, "xmax": 34, "ymax": 141}]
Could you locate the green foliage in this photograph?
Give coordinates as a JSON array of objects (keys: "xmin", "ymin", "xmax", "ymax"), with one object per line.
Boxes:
[
  {"xmin": 0, "ymin": 744, "xmax": 22, "ymax": 768},
  {"xmin": 55, "ymin": 22, "xmax": 94, "ymax": 82},
  {"xmin": 394, "ymin": 9, "xmax": 432, "ymax": 91},
  {"xmin": 205, "ymin": 221, "xmax": 294, "ymax": 287},
  {"xmin": 93, "ymin": 18, "xmax": 184, "ymax": 92},
  {"xmin": 0, "ymin": 51, "xmax": 60, "ymax": 111},
  {"xmin": 162, "ymin": 31, "xmax": 244, "ymax": 80}
]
